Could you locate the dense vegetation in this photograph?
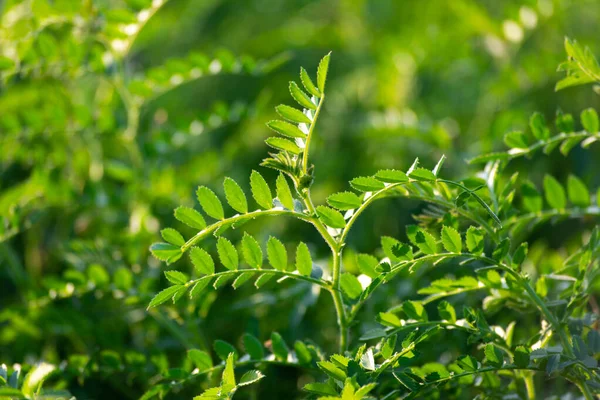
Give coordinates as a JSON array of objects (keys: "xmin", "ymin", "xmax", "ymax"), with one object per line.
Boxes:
[{"xmin": 1, "ymin": 1, "xmax": 599, "ymax": 399}]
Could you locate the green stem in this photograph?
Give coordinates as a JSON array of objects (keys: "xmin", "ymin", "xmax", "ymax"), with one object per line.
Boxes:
[
  {"xmin": 575, "ymin": 380, "xmax": 597, "ymax": 400},
  {"xmin": 524, "ymin": 373, "xmax": 536, "ymax": 400},
  {"xmin": 503, "ymin": 206, "xmax": 600, "ymax": 229},
  {"xmin": 185, "ymin": 268, "xmax": 329, "ymax": 289},
  {"xmin": 302, "ymin": 94, "xmax": 325, "ymax": 174},
  {"xmin": 331, "ymin": 249, "xmax": 348, "ymax": 352},
  {"xmin": 438, "ymin": 179, "xmax": 502, "ymax": 226},
  {"xmin": 338, "ymin": 181, "xmax": 497, "ymax": 245},
  {"xmin": 298, "ymin": 188, "xmax": 347, "ymax": 352}
]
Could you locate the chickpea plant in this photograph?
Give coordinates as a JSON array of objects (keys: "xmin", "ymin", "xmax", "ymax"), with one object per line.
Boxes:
[{"xmin": 149, "ymin": 47, "xmax": 600, "ymax": 399}]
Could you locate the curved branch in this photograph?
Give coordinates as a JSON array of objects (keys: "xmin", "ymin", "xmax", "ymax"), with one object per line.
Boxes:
[
  {"xmin": 348, "ymin": 252, "xmax": 524, "ymax": 322},
  {"xmin": 469, "ymin": 131, "xmax": 600, "ymax": 165},
  {"xmin": 339, "ymin": 182, "xmax": 497, "ymax": 246},
  {"xmin": 392, "ymin": 365, "xmax": 542, "ymax": 396},
  {"xmin": 180, "ymin": 208, "xmax": 313, "ymax": 252},
  {"xmin": 151, "ymin": 356, "xmax": 318, "ymax": 397},
  {"xmin": 187, "ymin": 267, "xmax": 330, "ymax": 289},
  {"xmin": 302, "ymin": 94, "xmax": 325, "ymax": 174},
  {"xmin": 503, "ymin": 206, "xmax": 600, "ymax": 229}
]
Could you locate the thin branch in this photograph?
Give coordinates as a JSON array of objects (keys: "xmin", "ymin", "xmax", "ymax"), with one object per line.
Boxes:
[{"xmin": 180, "ymin": 209, "xmax": 313, "ymax": 253}]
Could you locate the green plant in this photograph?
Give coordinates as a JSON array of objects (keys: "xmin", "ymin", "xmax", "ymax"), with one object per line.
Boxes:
[{"xmin": 149, "ymin": 51, "xmax": 600, "ymax": 399}]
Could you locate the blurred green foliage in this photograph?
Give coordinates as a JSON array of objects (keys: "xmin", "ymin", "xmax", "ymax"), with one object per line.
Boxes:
[{"xmin": 1, "ymin": 0, "xmax": 599, "ymax": 399}]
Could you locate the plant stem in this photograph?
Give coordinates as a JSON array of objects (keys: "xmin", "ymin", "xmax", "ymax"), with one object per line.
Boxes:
[
  {"xmin": 302, "ymin": 94, "xmax": 325, "ymax": 175},
  {"xmin": 575, "ymin": 380, "xmax": 597, "ymax": 400},
  {"xmin": 512, "ymin": 269, "xmax": 595, "ymax": 399},
  {"xmin": 331, "ymin": 249, "xmax": 348, "ymax": 352},
  {"xmin": 299, "ymin": 188, "xmax": 347, "ymax": 352},
  {"xmin": 181, "ymin": 209, "xmax": 313, "ymax": 252},
  {"xmin": 524, "ymin": 373, "xmax": 536, "ymax": 400}
]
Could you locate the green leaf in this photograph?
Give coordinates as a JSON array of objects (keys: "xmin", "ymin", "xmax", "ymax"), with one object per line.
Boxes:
[
  {"xmin": 223, "ymin": 177, "xmax": 248, "ymax": 214},
  {"xmin": 327, "ymin": 191, "xmax": 362, "ymax": 210},
  {"xmin": 241, "ymin": 233, "xmax": 262, "ymax": 269},
  {"xmin": 522, "ymin": 181, "xmax": 543, "ymax": 212},
  {"xmin": 513, "ymin": 346, "xmax": 530, "ymax": 368},
  {"xmin": 457, "ymin": 355, "xmax": 478, "ymax": 372},
  {"xmin": 275, "ymin": 104, "xmax": 311, "ymax": 124},
  {"xmin": 255, "ymin": 273, "xmax": 274, "ymax": 288},
  {"xmin": 196, "ymin": 186, "xmax": 225, "ymax": 220},
  {"xmin": 560, "ymin": 136, "xmax": 584, "ymax": 156},
  {"xmin": 150, "ymin": 243, "xmax": 182, "ymax": 262},
  {"xmin": 21, "ymin": 363, "xmax": 56, "ymax": 397},
  {"xmin": 250, "ymin": 170, "xmax": 273, "ymax": 210},
  {"xmin": 378, "ymin": 312, "xmax": 402, "ymax": 327},
  {"xmin": 556, "ymin": 110, "xmax": 575, "ymax": 133},
  {"xmin": 408, "ymin": 168, "xmax": 436, "ymax": 181},
  {"xmin": 581, "ymin": 108, "xmax": 599, "ymax": 132},
  {"xmin": 356, "ymin": 253, "xmax": 380, "ymax": 278},
  {"xmin": 356, "ymin": 383, "xmax": 378, "ymax": 398},
  {"xmin": 402, "ymin": 301, "xmax": 428, "ymax": 321},
  {"xmin": 294, "ymin": 341, "xmax": 313, "ymax": 364},
  {"xmin": 165, "ymin": 270, "xmax": 188, "ymax": 285},
  {"xmin": 432, "ymin": 154, "xmax": 447, "ymax": 176},
  {"xmin": 318, "ymin": 361, "xmax": 346, "ymax": 381},
  {"xmin": 222, "ymin": 352, "xmax": 236, "ymax": 387},
  {"xmin": 214, "ymin": 340, "xmax": 238, "ymax": 361},
  {"xmin": 316, "ymin": 205, "xmax": 346, "ymax": 228},
  {"xmin": 300, "ymin": 67, "xmax": 321, "ymax": 97},
  {"xmin": 295, "ymin": 242, "xmax": 312, "ymax": 276},
  {"xmin": 243, "ymin": 333, "xmax": 265, "ymax": 360},
  {"xmin": 375, "ymin": 169, "xmax": 408, "ymax": 183},
  {"xmin": 271, "ymin": 332, "xmax": 289, "ymax": 361},
  {"xmin": 543, "ymin": 175, "xmax": 566, "ymax": 209},
  {"xmin": 190, "ymin": 247, "xmax": 215, "ymax": 275},
  {"xmin": 267, "ymin": 236, "xmax": 287, "ymax": 271},
  {"xmin": 289, "ymin": 81, "xmax": 316, "ymax": 110},
  {"xmin": 381, "ymin": 236, "xmax": 412, "ymax": 262},
  {"xmin": 413, "ymin": 230, "xmax": 438, "ymax": 255},
  {"xmin": 148, "ymin": 285, "xmax": 183, "ymax": 309},
  {"xmin": 465, "ymin": 226, "xmax": 484, "ymax": 254},
  {"xmin": 174, "ymin": 206, "xmax": 206, "ymax": 230},
  {"xmin": 484, "ymin": 344, "xmax": 504, "ymax": 367},
  {"xmin": 340, "ymin": 273, "xmax": 362, "ymax": 299},
  {"xmin": 317, "ymin": 52, "xmax": 331, "ymax": 93},
  {"xmin": 213, "ymin": 274, "xmax": 233, "ymax": 289},
  {"xmin": 304, "ymin": 382, "xmax": 338, "ymax": 396},
  {"xmin": 161, "ymin": 228, "xmax": 185, "ymax": 246},
  {"xmin": 233, "ymin": 272, "xmax": 255, "ymax": 289},
  {"xmin": 275, "ymin": 174, "xmax": 295, "ymax": 210},
  {"xmin": 504, "ymin": 131, "xmax": 529, "ymax": 149},
  {"xmin": 512, "ymin": 242, "xmax": 528, "ymax": 269},
  {"xmin": 189, "ymin": 276, "xmax": 212, "ymax": 298},
  {"xmin": 239, "ymin": 370, "xmax": 265, "ymax": 386},
  {"xmin": 217, "ymin": 237, "xmax": 238, "ymax": 270},
  {"xmin": 529, "ymin": 112, "xmax": 550, "ymax": 140},
  {"xmin": 567, "ymin": 175, "xmax": 590, "ymax": 207},
  {"xmin": 266, "ymin": 137, "xmax": 301, "ymax": 155},
  {"xmin": 441, "ymin": 226, "xmax": 461, "ymax": 253},
  {"xmin": 350, "ymin": 176, "xmax": 385, "ymax": 192},
  {"xmin": 437, "ymin": 301, "xmax": 456, "ymax": 322},
  {"xmin": 492, "ymin": 238, "xmax": 510, "ymax": 262},
  {"xmin": 188, "ymin": 349, "xmax": 213, "ymax": 371},
  {"xmin": 266, "ymin": 120, "xmax": 306, "ymax": 139}
]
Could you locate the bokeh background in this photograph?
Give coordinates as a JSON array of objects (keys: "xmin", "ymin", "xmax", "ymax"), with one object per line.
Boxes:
[{"xmin": 1, "ymin": 0, "xmax": 599, "ymax": 398}]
